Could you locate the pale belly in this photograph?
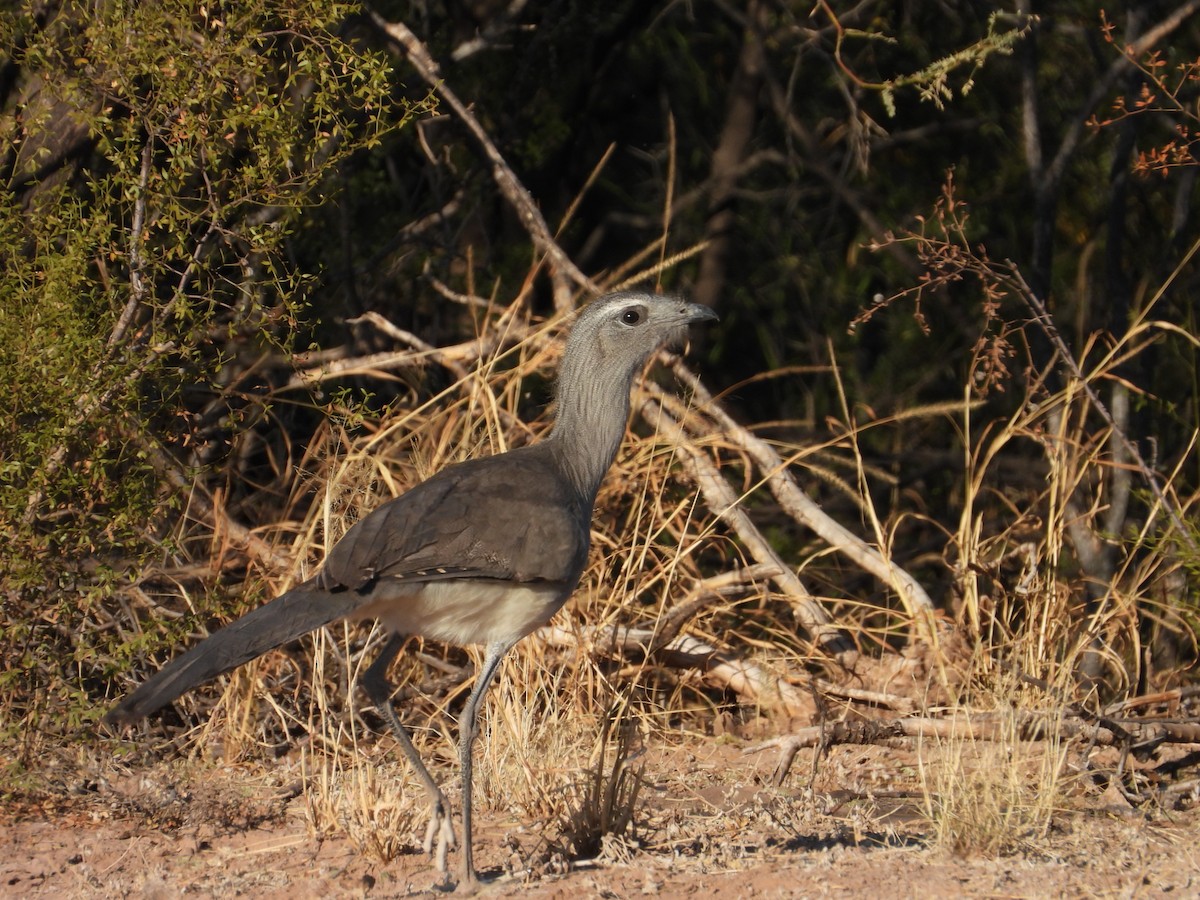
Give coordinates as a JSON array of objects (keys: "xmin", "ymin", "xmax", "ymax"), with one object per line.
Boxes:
[{"xmin": 351, "ymin": 579, "xmax": 569, "ymax": 647}]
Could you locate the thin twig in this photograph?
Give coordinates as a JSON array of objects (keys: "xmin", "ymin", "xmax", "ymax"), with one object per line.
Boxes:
[
  {"xmin": 1005, "ymin": 261, "xmax": 1198, "ymax": 555},
  {"xmin": 637, "ymin": 395, "xmax": 852, "ymax": 662},
  {"xmin": 285, "ymin": 325, "xmax": 531, "ymax": 390},
  {"xmin": 367, "ymin": 9, "xmax": 597, "ymax": 306},
  {"xmin": 108, "ymin": 138, "xmax": 155, "ymax": 349},
  {"xmin": 656, "ymin": 367, "xmax": 937, "ymax": 617},
  {"xmin": 348, "ymin": 311, "xmax": 470, "ymax": 380}
]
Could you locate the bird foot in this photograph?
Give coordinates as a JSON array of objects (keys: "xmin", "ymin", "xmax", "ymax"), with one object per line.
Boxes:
[
  {"xmin": 455, "ymin": 868, "xmax": 482, "ymax": 895},
  {"xmin": 422, "ymin": 800, "xmax": 458, "ymax": 873}
]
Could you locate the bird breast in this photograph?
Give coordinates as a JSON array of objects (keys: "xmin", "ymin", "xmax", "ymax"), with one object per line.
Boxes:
[{"xmin": 352, "ymin": 579, "xmax": 570, "ymax": 646}]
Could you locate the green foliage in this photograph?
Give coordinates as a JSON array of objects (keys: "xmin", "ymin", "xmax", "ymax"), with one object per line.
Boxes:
[
  {"xmin": 878, "ymin": 12, "xmax": 1031, "ymax": 116},
  {"xmin": 0, "ymin": 0, "xmax": 430, "ymax": 757}
]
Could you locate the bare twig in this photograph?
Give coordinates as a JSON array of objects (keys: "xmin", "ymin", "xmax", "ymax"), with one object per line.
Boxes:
[
  {"xmin": 1023, "ymin": 2, "xmax": 1200, "ymax": 291},
  {"xmin": 1005, "ymin": 262, "xmax": 1198, "ymax": 556},
  {"xmin": 357, "ymin": 192, "xmax": 464, "ymax": 281},
  {"xmin": 1105, "ymin": 685, "xmax": 1200, "ymax": 715},
  {"xmin": 425, "ymin": 271, "xmax": 496, "ymax": 310},
  {"xmin": 811, "ymin": 677, "xmax": 916, "ymax": 714},
  {"xmin": 657, "ymin": 367, "xmax": 937, "ymax": 618},
  {"xmin": 759, "ymin": 67, "xmax": 921, "ymax": 277},
  {"xmin": 348, "ymin": 311, "xmax": 470, "ymax": 381},
  {"xmin": 25, "ymin": 137, "xmax": 164, "ymax": 523},
  {"xmin": 448, "ymin": 0, "xmax": 530, "ymax": 63},
  {"xmin": 1104, "ymin": 383, "xmax": 1133, "ymax": 538},
  {"xmin": 107, "ymin": 138, "xmax": 155, "ymax": 349},
  {"xmin": 540, "ymin": 622, "xmax": 811, "ymax": 719},
  {"xmin": 286, "ymin": 322, "xmax": 533, "ymax": 390},
  {"xmin": 367, "ymin": 9, "xmax": 596, "ymax": 307},
  {"xmin": 637, "ymin": 394, "xmax": 854, "ymax": 664}
]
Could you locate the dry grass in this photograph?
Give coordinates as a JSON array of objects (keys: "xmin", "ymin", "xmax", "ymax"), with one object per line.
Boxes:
[
  {"xmin": 0, "ymin": 17, "xmax": 1193, "ymax": 890},
  {"xmin": 303, "ymin": 741, "xmax": 419, "ymax": 863},
  {"xmin": 916, "ymin": 669, "xmax": 1072, "ymax": 856},
  {"xmin": 298, "ymin": 626, "xmax": 420, "ymax": 863},
  {"xmin": 78, "ymin": 220, "xmax": 1198, "ymax": 873},
  {"xmin": 177, "ymin": 287, "xmax": 1194, "ymax": 862},
  {"xmin": 553, "ymin": 693, "xmax": 647, "ymax": 861}
]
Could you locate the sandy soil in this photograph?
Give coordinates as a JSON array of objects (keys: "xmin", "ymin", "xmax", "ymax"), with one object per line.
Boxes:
[{"xmin": 4, "ymin": 737, "xmax": 1198, "ymax": 899}]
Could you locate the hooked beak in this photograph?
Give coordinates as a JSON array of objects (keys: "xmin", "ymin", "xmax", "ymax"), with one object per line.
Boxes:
[{"xmin": 684, "ymin": 302, "xmax": 719, "ymax": 325}]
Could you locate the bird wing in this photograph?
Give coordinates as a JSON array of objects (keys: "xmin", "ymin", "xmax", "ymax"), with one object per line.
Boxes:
[{"xmin": 319, "ymin": 444, "xmax": 590, "ymax": 593}]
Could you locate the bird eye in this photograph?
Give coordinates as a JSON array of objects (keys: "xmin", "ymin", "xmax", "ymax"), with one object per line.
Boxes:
[{"xmin": 620, "ymin": 307, "xmax": 645, "ymax": 326}]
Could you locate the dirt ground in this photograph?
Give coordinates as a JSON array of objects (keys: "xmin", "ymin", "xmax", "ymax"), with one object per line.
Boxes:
[{"xmin": 4, "ymin": 736, "xmax": 1198, "ymax": 899}]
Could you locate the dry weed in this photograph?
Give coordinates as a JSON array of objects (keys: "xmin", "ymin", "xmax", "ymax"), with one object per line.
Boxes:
[
  {"xmin": 104, "ymin": 206, "xmax": 1196, "ymax": 872},
  {"xmin": 917, "ymin": 672, "xmax": 1070, "ymax": 856}
]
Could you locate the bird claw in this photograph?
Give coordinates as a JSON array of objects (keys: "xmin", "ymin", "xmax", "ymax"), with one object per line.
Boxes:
[{"xmin": 422, "ymin": 800, "xmax": 458, "ymax": 872}]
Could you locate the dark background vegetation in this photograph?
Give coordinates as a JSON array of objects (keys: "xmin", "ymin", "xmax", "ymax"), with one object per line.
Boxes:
[{"xmin": 2, "ymin": 0, "xmax": 1198, "ymax": 776}]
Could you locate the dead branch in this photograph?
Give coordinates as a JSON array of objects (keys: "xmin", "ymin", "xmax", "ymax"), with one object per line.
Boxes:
[
  {"xmin": 425, "ymin": 271, "xmax": 498, "ymax": 310},
  {"xmin": 1105, "ymin": 685, "xmax": 1200, "ymax": 715},
  {"xmin": 367, "ymin": 9, "xmax": 596, "ymax": 308},
  {"xmin": 347, "ymin": 311, "xmax": 471, "ymax": 381},
  {"xmin": 448, "ymin": 0, "xmax": 530, "ymax": 63},
  {"xmin": 1104, "ymin": 383, "xmax": 1133, "ymax": 538},
  {"xmin": 23, "ymin": 339, "xmax": 175, "ymax": 525},
  {"xmin": 540, "ymin": 622, "xmax": 811, "ymax": 720},
  {"xmin": 637, "ymin": 393, "xmax": 854, "ymax": 665},
  {"xmin": 810, "ymin": 678, "xmax": 916, "ymax": 714},
  {"xmin": 754, "ymin": 705, "xmax": 1200, "ymax": 786},
  {"xmin": 1031, "ymin": 0, "xmax": 1200, "ymax": 203},
  {"xmin": 658, "ymin": 364, "xmax": 936, "ymax": 621},
  {"xmin": 286, "ymin": 323, "xmax": 532, "ymax": 390}
]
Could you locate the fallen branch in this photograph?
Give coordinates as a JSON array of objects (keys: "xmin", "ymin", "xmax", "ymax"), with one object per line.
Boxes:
[
  {"xmin": 347, "ymin": 311, "xmax": 471, "ymax": 381},
  {"xmin": 286, "ymin": 316, "xmax": 534, "ymax": 389},
  {"xmin": 811, "ymin": 678, "xmax": 916, "ymax": 714},
  {"xmin": 661, "ymin": 365, "xmax": 936, "ymax": 621},
  {"xmin": 753, "ymin": 707, "xmax": 1200, "ymax": 786},
  {"xmin": 540, "ymin": 619, "xmax": 812, "ymax": 720},
  {"xmin": 637, "ymin": 393, "xmax": 856, "ymax": 665}
]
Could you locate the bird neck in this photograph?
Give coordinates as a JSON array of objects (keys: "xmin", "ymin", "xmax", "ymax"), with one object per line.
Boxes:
[{"xmin": 546, "ymin": 353, "xmax": 637, "ymax": 500}]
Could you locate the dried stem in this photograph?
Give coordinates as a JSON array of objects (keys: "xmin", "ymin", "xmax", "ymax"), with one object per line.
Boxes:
[{"xmin": 1005, "ymin": 261, "xmax": 1198, "ymax": 556}]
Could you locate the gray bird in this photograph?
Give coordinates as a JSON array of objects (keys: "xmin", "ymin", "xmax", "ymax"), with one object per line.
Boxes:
[{"xmin": 104, "ymin": 290, "xmax": 717, "ymax": 888}]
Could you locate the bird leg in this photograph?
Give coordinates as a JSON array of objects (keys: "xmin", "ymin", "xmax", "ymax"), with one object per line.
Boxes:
[
  {"xmin": 360, "ymin": 633, "xmax": 457, "ymax": 873},
  {"xmin": 456, "ymin": 640, "xmax": 515, "ymax": 888}
]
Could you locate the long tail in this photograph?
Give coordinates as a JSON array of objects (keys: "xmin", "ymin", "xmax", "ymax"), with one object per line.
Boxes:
[{"xmin": 104, "ymin": 585, "xmax": 362, "ymax": 725}]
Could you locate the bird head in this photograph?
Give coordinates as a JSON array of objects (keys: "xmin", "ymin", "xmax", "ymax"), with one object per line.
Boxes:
[
  {"xmin": 548, "ymin": 290, "xmax": 718, "ymax": 497},
  {"xmin": 561, "ymin": 291, "xmax": 719, "ymax": 378}
]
